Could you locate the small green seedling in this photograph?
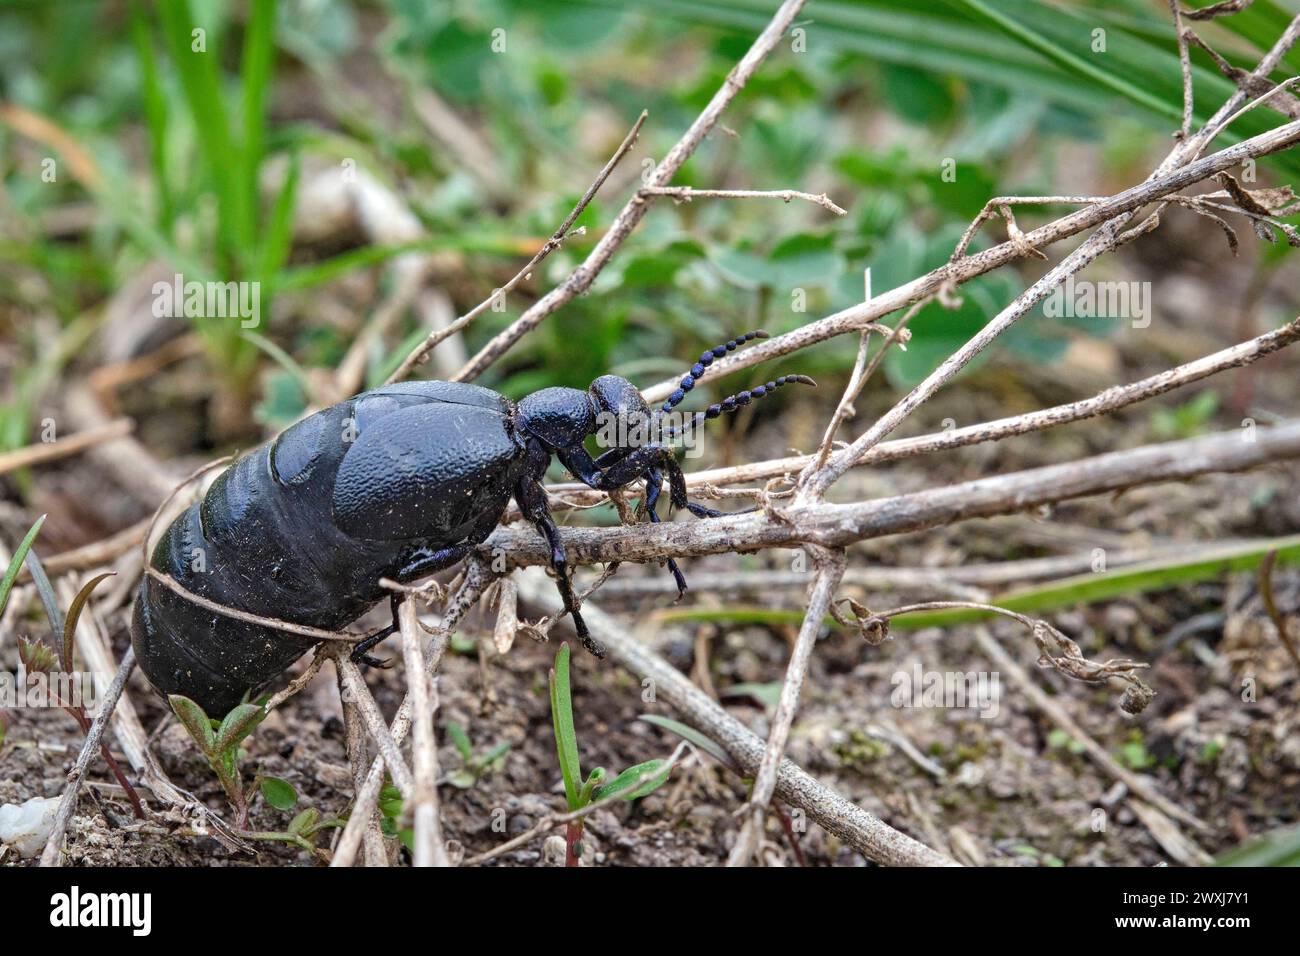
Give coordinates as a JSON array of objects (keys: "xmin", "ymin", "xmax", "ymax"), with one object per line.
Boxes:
[
  {"xmin": 549, "ymin": 642, "xmax": 671, "ymax": 867},
  {"xmin": 168, "ymin": 694, "xmax": 295, "ymax": 829},
  {"xmin": 445, "ymin": 721, "xmax": 510, "ymax": 789},
  {"xmin": 378, "ymin": 780, "xmax": 413, "ymax": 852}
]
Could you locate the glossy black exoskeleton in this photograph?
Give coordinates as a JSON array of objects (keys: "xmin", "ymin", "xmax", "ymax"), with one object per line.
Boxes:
[{"xmin": 131, "ymin": 332, "xmax": 812, "ymax": 715}]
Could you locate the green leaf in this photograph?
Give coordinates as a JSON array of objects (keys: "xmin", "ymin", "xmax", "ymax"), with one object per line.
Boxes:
[
  {"xmin": 214, "ymin": 702, "xmax": 265, "ymax": 755},
  {"xmin": 446, "ymin": 721, "xmax": 474, "ymax": 763},
  {"xmin": 549, "ymin": 642, "xmax": 583, "ymax": 810},
  {"xmin": 287, "ymin": 807, "xmax": 320, "ymax": 837},
  {"xmin": 61, "ymin": 572, "xmax": 116, "ymax": 675},
  {"xmin": 261, "ymin": 776, "xmax": 298, "ymax": 811},
  {"xmin": 378, "ymin": 782, "xmax": 403, "ymax": 820},
  {"xmin": 1217, "ymin": 825, "xmax": 1300, "ymax": 867},
  {"xmin": 22, "ymin": 547, "xmax": 64, "ymax": 642},
  {"xmin": 169, "ymin": 694, "xmax": 216, "ymax": 756},
  {"xmin": 721, "ymin": 682, "xmax": 783, "ymax": 713},
  {"xmin": 0, "ymin": 515, "xmax": 45, "ymax": 619},
  {"xmin": 591, "ymin": 760, "xmax": 671, "ymax": 802},
  {"xmin": 639, "ymin": 715, "xmax": 737, "ymax": 771}
]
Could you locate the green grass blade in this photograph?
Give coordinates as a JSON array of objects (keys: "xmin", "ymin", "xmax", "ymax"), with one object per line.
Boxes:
[
  {"xmin": 652, "ymin": 535, "xmax": 1300, "ymax": 632},
  {"xmin": 156, "ymin": 0, "xmax": 245, "ymax": 267},
  {"xmin": 1, "ymin": 515, "xmax": 46, "ymax": 618},
  {"xmin": 549, "ymin": 643, "xmax": 583, "ymax": 810},
  {"xmin": 241, "ymin": 0, "xmax": 277, "ymax": 247},
  {"xmin": 130, "ymin": 1, "xmax": 174, "ymax": 236}
]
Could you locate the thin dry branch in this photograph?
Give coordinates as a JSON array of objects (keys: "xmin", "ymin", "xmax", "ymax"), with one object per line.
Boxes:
[
  {"xmin": 385, "ymin": 111, "xmax": 648, "ymax": 384},
  {"xmin": 336, "ymin": 656, "xmax": 415, "ymax": 798},
  {"xmin": 639, "ymin": 186, "xmax": 847, "ymax": 216},
  {"xmin": 0, "ymin": 419, "xmax": 133, "ymax": 476},
  {"xmin": 486, "ymin": 423, "xmax": 1300, "ymax": 568},
  {"xmin": 330, "ymin": 562, "xmax": 488, "ymax": 867},
  {"xmin": 451, "ymin": 0, "xmax": 809, "ymax": 382},
  {"xmin": 38, "ymin": 649, "xmax": 136, "ymax": 867},
  {"xmin": 398, "ymin": 598, "xmax": 452, "ymax": 867},
  {"xmin": 640, "ymin": 115, "xmax": 1300, "ymax": 405},
  {"xmin": 513, "ymin": 569, "xmax": 957, "ymax": 866},
  {"xmin": 728, "ymin": 547, "xmax": 845, "ymax": 866}
]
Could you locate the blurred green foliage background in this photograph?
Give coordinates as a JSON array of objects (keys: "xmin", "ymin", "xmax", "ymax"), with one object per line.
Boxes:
[{"xmin": 2, "ymin": 0, "xmax": 1298, "ymax": 453}]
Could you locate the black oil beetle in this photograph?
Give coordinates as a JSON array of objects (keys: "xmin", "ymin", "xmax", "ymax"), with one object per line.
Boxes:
[{"xmin": 131, "ymin": 331, "xmax": 812, "ymax": 715}]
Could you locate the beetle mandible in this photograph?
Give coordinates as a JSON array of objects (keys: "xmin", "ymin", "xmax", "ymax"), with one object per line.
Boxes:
[{"xmin": 131, "ymin": 331, "xmax": 813, "ymax": 715}]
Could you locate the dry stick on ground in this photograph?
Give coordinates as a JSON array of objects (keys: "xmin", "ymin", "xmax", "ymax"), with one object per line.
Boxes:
[
  {"xmin": 38, "ymin": 648, "xmax": 136, "ymax": 867},
  {"xmin": 639, "ymin": 116, "xmax": 1300, "ymax": 406},
  {"xmin": 541, "ymin": 314, "xmax": 1300, "ymax": 508},
  {"xmin": 330, "ymin": 562, "xmax": 487, "ymax": 867},
  {"xmin": 398, "ymin": 597, "xmax": 453, "ymax": 867},
  {"xmin": 969, "ymin": 625, "xmax": 1209, "ymax": 845},
  {"xmin": 1258, "ymin": 551, "xmax": 1300, "ymax": 672},
  {"xmin": 639, "ymin": 186, "xmax": 847, "ymax": 216},
  {"xmin": 486, "ymin": 423, "xmax": 1300, "ymax": 568},
  {"xmin": 335, "ymin": 663, "xmax": 389, "ymax": 867},
  {"xmin": 14, "ymin": 516, "xmax": 150, "ymax": 584},
  {"xmin": 0, "ymin": 419, "xmax": 133, "ymax": 476},
  {"xmin": 336, "ymin": 656, "xmax": 415, "ymax": 798},
  {"xmin": 384, "ymin": 111, "xmax": 648, "ymax": 385},
  {"xmin": 591, "ymin": 543, "xmax": 1204, "ymax": 597},
  {"xmin": 511, "ymin": 569, "xmax": 957, "ymax": 866},
  {"xmin": 728, "ymin": 547, "xmax": 846, "ymax": 866},
  {"xmin": 449, "ymin": 0, "xmax": 810, "ymax": 383}
]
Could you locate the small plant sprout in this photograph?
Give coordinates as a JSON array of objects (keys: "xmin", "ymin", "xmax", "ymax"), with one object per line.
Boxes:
[
  {"xmin": 549, "ymin": 642, "xmax": 671, "ymax": 867},
  {"xmin": 167, "ymin": 694, "xmax": 297, "ymax": 831},
  {"xmin": 444, "ymin": 721, "xmax": 510, "ymax": 789}
]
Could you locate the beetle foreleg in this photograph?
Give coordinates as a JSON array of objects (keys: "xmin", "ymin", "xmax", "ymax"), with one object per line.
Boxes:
[
  {"xmin": 643, "ymin": 468, "xmax": 689, "ymax": 600},
  {"xmin": 516, "ymin": 475, "xmax": 606, "ymax": 659}
]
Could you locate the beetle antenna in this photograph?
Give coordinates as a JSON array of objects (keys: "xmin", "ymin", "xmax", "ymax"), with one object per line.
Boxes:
[
  {"xmin": 662, "ymin": 374, "xmax": 815, "ymax": 440},
  {"xmin": 657, "ymin": 331, "xmax": 770, "ymax": 416}
]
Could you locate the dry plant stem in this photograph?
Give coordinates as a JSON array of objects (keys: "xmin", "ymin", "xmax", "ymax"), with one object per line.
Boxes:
[
  {"xmin": 727, "ymin": 547, "xmax": 845, "ymax": 866},
  {"xmin": 594, "ymin": 546, "xmax": 1186, "ymax": 597},
  {"xmin": 546, "ymin": 314, "xmax": 1300, "ymax": 509},
  {"xmin": 1171, "ymin": 0, "xmax": 1195, "ymax": 140},
  {"xmin": 639, "ymin": 186, "xmax": 847, "ymax": 216},
  {"xmin": 39, "ymin": 648, "xmax": 136, "ymax": 867},
  {"xmin": 14, "ymin": 516, "xmax": 149, "ymax": 584},
  {"xmin": 969, "ymin": 626, "xmax": 1206, "ymax": 832},
  {"xmin": 1258, "ymin": 551, "xmax": 1300, "ymax": 671},
  {"xmin": 640, "ymin": 116, "xmax": 1300, "ymax": 405},
  {"xmin": 452, "ymin": 0, "xmax": 809, "ymax": 382},
  {"xmin": 262, "ymin": 651, "xmax": 329, "ymax": 712},
  {"xmin": 331, "ymin": 565, "xmax": 484, "ymax": 867},
  {"xmin": 950, "ymin": 196, "xmax": 1108, "ymax": 262},
  {"xmin": 487, "ymin": 422, "xmax": 1300, "ymax": 568},
  {"xmin": 385, "ymin": 111, "xmax": 648, "ymax": 385},
  {"xmin": 512, "ymin": 570, "xmax": 956, "ymax": 865},
  {"xmin": 337, "ymin": 656, "xmax": 414, "ymax": 798},
  {"xmin": 144, "ymin": 567, "xmax": 365, "ymax": 645},
  {"xmin": 335, "ymin": 662, "xmax": 389, "ymax": 867},
  {"xmin": 398, "ymin": 598, "xmax": 452, "ymax": 867},
  {"xmin": 0, "ymin": 419, "xmax": 133, "ymax": 476}
]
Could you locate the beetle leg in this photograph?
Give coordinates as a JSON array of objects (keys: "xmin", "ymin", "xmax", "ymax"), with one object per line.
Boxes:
[
  {"xmin": 349, "ymin": 593, "xmax": 406, "ymax": 667},
  {"xmin": 516, "ymin": 475, "xmax": 606, "ymax": 659},
  {"xmin": 664, "ymin": 455, "xmax": 742, "ymax": 519},
  {"xmin": 643, "ymin": 468, "xmax": 689, "ymax": 600}
]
